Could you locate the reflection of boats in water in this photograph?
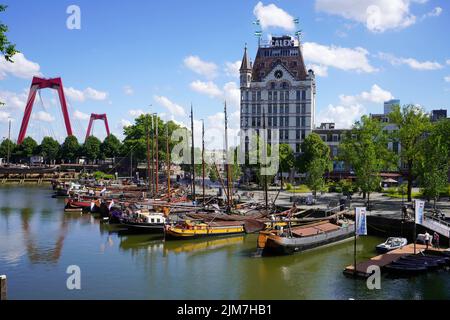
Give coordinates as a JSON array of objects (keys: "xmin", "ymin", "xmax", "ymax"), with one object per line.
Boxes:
[
  {"xmin": 165, "ymin": 220, "xmax": 246, "ymax": 240},
  {"xmin": 118, "ymin": 234, "xmax": 164, "ymax": 252},
  {"xmin": 164, "ymin": 236, "xmax": 245, "ymax": 254}
]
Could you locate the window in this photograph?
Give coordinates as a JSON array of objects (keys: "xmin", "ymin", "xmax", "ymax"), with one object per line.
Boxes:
[
  {"xmin": 296, "ymin": 103, "xmax": 300, "ymax": 113},
  {"xmin": 251, "ymin": 118, "xmax": 256, "ymax": 127},
  {"xmin": 268, "ymin": 117, "xmax": 272, "ymax": 127},
  {"xmin": 268, "ymin": 104, "xmax": 272, "ymax": 114},
  {"xmin": 273, "ymin": 105, "xmax": 277, "ymax": 114},
  {"xmin": 257, "ymin": 104, "xmax": 261, "ymax": 115},
  {"xmin": 296, "ymin": 116, "xmax": 300, "ymax": 126},
  {"xmin": 252, "ymin": 105, "xmax": 256, "ymax": 114},
  {"xmin": 296, "ymin": 129, "xmax": 300, "ymax": 139},
  {"xmin": 301, "ymin": 117, "xmax": 306, "ymax": 127},
  {"xmin": 285, "ymin": 130, "xmax": 289, "ymax": 140},
  {"xmin": 151, "ymin": 218, "xmax": 155, "ymax": 223},
  {"xmin": 270, "ymin": 82, "xmax": 276, "ymax": 89},
  {"xmin": 273, "ymin": 91, "xmax": 278, "ymax": 101},
  {"xmin": 282, "ymin": 82, "xmax": 288, "ymax": 89},
  {"xmin": 280, "ymin": 91, "xmax": 284, "ymax": 101},
  {"xmin": 296, "ymin": 90, "xmax": 301, "ymax": 100},
  {"xmin": 257, "ymin": 91, "xmax": 261, "ymax": 101},
  {"xmin": 256, "ymin": 118, "xmax": 261, "ymax": 127},
  {"xmin": 302, "ymin": 90, "xmax": 306, "ymax": 100},
  {"xmin": 301, "ymin": 130, "xmax": 306, "ymax": 140},
  {"xmin": 301, "ymin": 104, "xmax": 306, "ymax": 114},
  {"xmin": 296, "ymin": 143, "xmax": 301, "ymax": 153},
  {"xmin": 273, "ymin": 116, "xmax": 277, "ymax": 126},
  {"xmin": 285, "ymin": 91, "xmax": 289, "ymax": 101},
  {"xmin": 252, "ymin": 91, "xmax": 256, "ymax": 101},
  {"xmin": 268, "ymin": 91, "xmax": 272, "ymax": 101}
]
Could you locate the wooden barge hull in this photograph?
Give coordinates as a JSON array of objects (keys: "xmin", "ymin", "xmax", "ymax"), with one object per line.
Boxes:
[
  {"xmin": 260, "ymin": 225, "xmax": 355, "ymax": 255},
  {"xmin": 165, "ymin": 225, "xmax": 245, "ymax": 240}
]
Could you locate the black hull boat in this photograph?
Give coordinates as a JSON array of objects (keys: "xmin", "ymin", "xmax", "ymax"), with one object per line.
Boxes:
[
  {"xmin": 383, "ymin": 253, "xmax": 449, "ymax": 276},
  {"xmin": 120, "ymin": 222, "xmax": 165, "ymax": 233},
  {"xmin": 257, "ymin": 220, "xmax": 354, "ymax": 256}
]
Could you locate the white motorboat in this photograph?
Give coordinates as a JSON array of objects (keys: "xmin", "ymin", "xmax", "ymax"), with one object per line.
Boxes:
[{"xmin": 376, "ymin": 237, "xmax": 407, "ymax": 253}]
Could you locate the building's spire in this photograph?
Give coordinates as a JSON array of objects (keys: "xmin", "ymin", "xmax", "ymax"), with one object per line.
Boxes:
[{"xmin": 240, "ymin": 43, "xmax": 251, "ymax": 72}]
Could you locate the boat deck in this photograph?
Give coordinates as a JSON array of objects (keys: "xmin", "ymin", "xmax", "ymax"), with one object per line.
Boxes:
[{"xmin": 343, "ymin": 244, "xmax": 446, "ymax": 278}]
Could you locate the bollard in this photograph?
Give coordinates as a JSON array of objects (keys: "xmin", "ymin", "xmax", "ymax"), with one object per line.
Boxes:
[{"xmin": 0, "ymin": 275, "xmax": 6, "ymax": 300}]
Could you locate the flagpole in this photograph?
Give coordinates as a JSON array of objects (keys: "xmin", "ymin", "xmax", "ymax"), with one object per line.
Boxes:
[{"xmin": 414, "ymin": 200, "xmax": 417, "ymax": 254}]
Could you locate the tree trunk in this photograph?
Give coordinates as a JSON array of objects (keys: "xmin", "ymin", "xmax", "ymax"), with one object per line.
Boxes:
[
  {"xmin": 407, "ymin": 160, "xmax": 413, "ymax": 202},
  {"xmin": 280, "ymin": 170, "xmax": 284, "ymax": 190},
  {"xmin": 367, "ymin": 192, "xmax": 370, "ymax": 211}
]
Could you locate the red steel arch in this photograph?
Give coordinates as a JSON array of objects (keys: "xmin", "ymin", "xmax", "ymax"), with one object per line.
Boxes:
[
  {"xmin": 85, "ymin": 113, "xmax": 110, "ymax": 142},
  {"xmin": 17, "ymin": 77, "xmax": 73, "ymax": 144}
]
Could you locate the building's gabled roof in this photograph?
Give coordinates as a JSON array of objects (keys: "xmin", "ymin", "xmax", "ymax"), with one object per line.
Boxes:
[{"xmin": 251, "ymin": 43, "xmax": 309, "ymax": 82}]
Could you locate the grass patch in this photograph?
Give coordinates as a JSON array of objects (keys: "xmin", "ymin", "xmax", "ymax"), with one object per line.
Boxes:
[
  {"xmin": 286, "ymin": 184, "xmax": 311, "ymax": 193},
  {"xmin": 382, "ymin": 192, "xmax": 422, "ymax": 199}
]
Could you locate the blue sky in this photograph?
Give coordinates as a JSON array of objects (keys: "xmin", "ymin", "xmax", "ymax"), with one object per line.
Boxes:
[{"xmin": 0, "ymin": 0, "xmax": 449, "ymax": 146}]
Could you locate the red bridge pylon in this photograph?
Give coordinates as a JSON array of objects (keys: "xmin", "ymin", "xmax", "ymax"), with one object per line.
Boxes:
[
  {"xmin": 85, "ymin": 113, "xmax": 110, "ymax": 142},
  {"xmin": 17, "ymin": 77, "xmax": 73, "ymax": 144}
]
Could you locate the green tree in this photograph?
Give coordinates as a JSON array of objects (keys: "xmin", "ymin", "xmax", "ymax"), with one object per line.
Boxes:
[
  {"xmin": 83, "ymin": 136, "xmax": 101, "ymax": 162},
  {"xmin": 417, "ymin": 119, "xmax": 450, "ymax": 208},
  {"xmin": 60, "ymin": 135, "xmax": 80, "ymax": 163},
  {"xmin": 279, "ymin": 143, "xmax": 295, "ymax": 188},
  {"xmin": 305, "ymin": 158, "xmax": 329, "ymax": 197},
  {"xmin": 0, "ymin": 5, "xmax": 18, "ymax": 106},
  {"xmin": 208, "ymin": 165, "xmax": 218, "ymax": 182},
  {"xmin": 0, "ymin": 5, "xmax": 17, "ymax": 62},
  {"xmin": 100, "ymin": 134, "xmax": 122, "ymax": 158},
  {"xmin": 297, "ymin": 133, "xmax": 332, "ymax": 198},
  {"xmin": 340, "ymin": 115, "xmax": 396, "ymax": 209},
  {"xmin": 0, "ymin": 138, "xmax": 15, "ymax": 162},
  {"xmin": 38, "ymin": 136, "xmax": 60, "ymax": 164},
  {"xmin": 15, "ymin": 137, "xmax": 38, "ymax": 159},
  {"xmin": 389, "ymin": 104, "xmax": 431, "ymax": 202}
]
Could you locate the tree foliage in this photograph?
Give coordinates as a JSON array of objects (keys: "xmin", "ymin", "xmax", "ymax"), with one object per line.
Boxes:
[
  {"xmin": 38, "ymin": 136, "xmax": 60, "ymax": 163},
  {"xmin": 15, "ymin": 137, "xmax": 38, "ymax": 158},
  {"xmin": 0, "ymin": 138, "xmax": 15, "ymax": 160},
  {"xmin": 340, "ymin": 115, "xmax": 396, "ymax": 208},
  {"xmin": 83, "ymin": 136, "xmax": 102, "ymax": 161},
  {"xmin": 60, "ymin": 135, "xmax": 80, "ymax": 163},
  {"xmin": 389, "ymin": 104, "xmax": 431, "ymax": 201},
  {"xmin": 100, "ymin": 134, "xmax": 122, "ymax": 158}
]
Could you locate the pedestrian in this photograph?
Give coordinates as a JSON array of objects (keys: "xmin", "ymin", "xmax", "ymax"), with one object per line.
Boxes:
[
  {"xmin": 433, "ymin": 232, "xmax": 440, "ymax": 249},
  {"xmin": 424, "ymin": 232, "xmax": 431, "ymax": 249}
]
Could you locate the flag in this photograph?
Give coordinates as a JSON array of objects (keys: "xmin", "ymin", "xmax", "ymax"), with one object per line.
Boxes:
[
  {"xmin": 254, "ymin": 31, "xmax": 262, "ymax": 37},
  {"xmin": 355, "ymin": 207, "xmax": 367, "ymax": 236},
  {"xmin": 415, "ymin": 200, "xmax": 425, "ymax": 224},
  {"xmin": 293, "ymin": 18, "xmax": 299, "ymax": 24},
  {"xmin": 108, "ymin": 200, "xmax": 114, "ymax": 210},
  {"xmin": 253, "ymin": 20, "xmax": 260, "ymax": 25}
]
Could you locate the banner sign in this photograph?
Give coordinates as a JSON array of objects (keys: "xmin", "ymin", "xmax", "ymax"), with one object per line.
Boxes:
[
  {"xmin": 415, "ymin": 200, "xmax": 425, "ymax": 224},
  {"xmin": 355, "ymin": 207, "xmax": 367, "ymax": 236}
]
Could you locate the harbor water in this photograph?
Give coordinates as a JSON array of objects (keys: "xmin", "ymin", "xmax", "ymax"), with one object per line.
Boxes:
[{"xmin": 1, "ymin": 186, "xmax": 449, "ymax": 300}]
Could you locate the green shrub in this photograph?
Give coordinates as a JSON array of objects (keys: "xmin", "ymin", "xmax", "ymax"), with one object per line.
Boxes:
[
  {"xmin": 93, "ymin": 171, "xmax": 114, "ymax": 180},
  {"xmin": 285, "ymin": 183, "xmax": 292, "ymax": 191}
]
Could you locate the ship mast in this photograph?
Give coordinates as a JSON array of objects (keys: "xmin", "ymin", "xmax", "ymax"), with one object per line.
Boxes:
[
  {"xmin": 146, "ymin": 113, "xmax": 151, "ymax": 195},
  {"xmin": 166, "ymin": 124, "xmax": 171, "ymax": 201},
  {"xmin": 202, "ymin": 119, "xmax": 206, "ymax": 204},
  {"xmin": 190, "ymin": 104, "xmax": 196, "ymax": 202},
  {"xmin": 155, "ymin": 113, "xmax": 159, "ymax": 194},
  {"xmin": 224, "ymin": 101, "xmax": 232, "ymax": 212}
]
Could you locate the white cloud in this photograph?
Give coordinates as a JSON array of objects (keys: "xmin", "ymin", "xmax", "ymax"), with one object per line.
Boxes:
[
  {"xmin": 123, "ymin": 85, "xmax": 134, "ymax": 95},
  {"xmin": 303, "ymin": 42, "xmax": 377, "ymax": 73},
  {"xmin": 378, "ymin": 52, "xmax": 443, "ymax": 70},
  {"xmin": 317, "ymin": 84, "xmax": 394, "ymax": 129},
  {"xmin": 129, "ymin": 109, "xmax": 145, "ymax": 117},
  {"xmin": 73, "ymin": 110, "xmax": 90, "ymax": 120},
  {"xmin": 31, "ymin": 111, "xmax": 55, "ymax": 122},
  {"xmin": 120, "ymin": 119, "xmax": 132, "ymax": 128},
  {"xmin": 224, "ymin": 61, "xmax": 241, "ymax": 78},
  {"xmin": 223, "ymin": 82, "xmax": 240, "ymax": 108},
  {"xmin": 84, "ymin": 87, "xmax": 108, "ymax": 100},
  {"xmin": 317, "ymin": 103, "xmax": 366, "ymax": 129},
  {"xmin": 253, "ymin": 2, "xmax": 296, "ymax": 31},
  {"xmin": 183, "ymin": 55, "xmax": 218, "ymax": 79},
  {"xmin": 307, "ymin": 64, "xmax": 329, "ymax": 77},
  {"xmin": 0, "ymin": 89, "xmax": 28, "ymax": 110},
  {"xmin": 315, "ymin": 0, "xmax": 426, "ymax": 33},
  {"xmin": 153, "ymin": 95, "xmax": 186, "ymax": 117},
  {"xmin": 447, "ymin": 59, "xmax": 450, "ymax": 66},
  {"xmin": 340, "ymin": 84, "xmax": 394, "ymax": 105},
  {"xmin": 64, "ymin": 87, "xmax": 108, "ymax": 102},
  {"xmin": 0, "ymin": 53, "xmax": 42, "ymax": 79},
  {"xmin": 0, "ymin": 111, "xmax": 12, "ymax": 123},
  {"xmin": 444, "ymin": 76, "xmax": 450, "ymax": 83},
  {"xmin": 190, "ymin": 80, "xmax": 222, "ymax": 98},
  {"xmin": 422, "ymin": 6, "xmax": 442, "ymax": 19}
]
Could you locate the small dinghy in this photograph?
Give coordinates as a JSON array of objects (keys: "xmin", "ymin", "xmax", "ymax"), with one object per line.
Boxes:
[
  {"xmin": 376, "ymin": 237, "xmax": 407, "ymax": 253},
  {"xmin": 383, "ymin": 264, "xmax": 428, "ymax": 276}
]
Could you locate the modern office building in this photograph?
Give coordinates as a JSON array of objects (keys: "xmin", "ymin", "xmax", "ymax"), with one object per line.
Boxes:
[
  {"xmin": 239, "ymin": 35, "xmax": 316, "ymax": 155},
  {"xmin": 431, "ymin": 109, "xmax": 447, "ymax": 122}
]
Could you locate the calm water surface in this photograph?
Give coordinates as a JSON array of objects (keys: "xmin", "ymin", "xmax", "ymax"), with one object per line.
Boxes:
[{"xmin": 1, "ymin": 186, "xmax": 449, "ymax": 300}]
